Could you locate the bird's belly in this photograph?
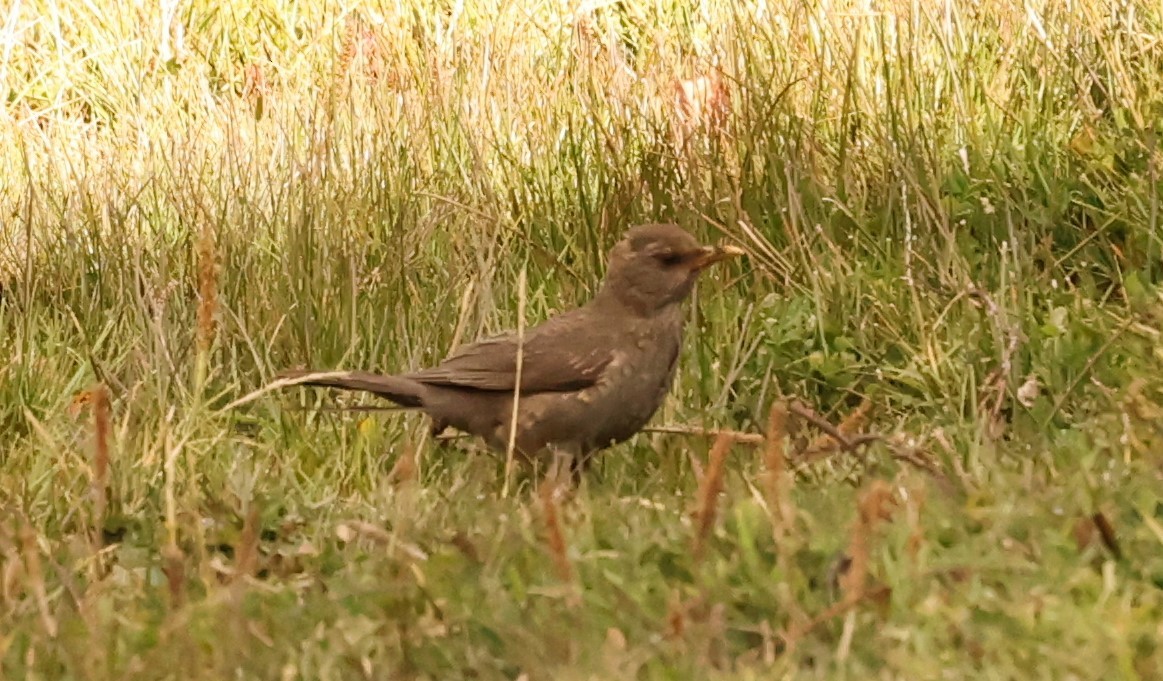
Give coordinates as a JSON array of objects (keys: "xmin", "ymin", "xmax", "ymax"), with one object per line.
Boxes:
[
  {"xmin": 551, "ymin": 327, "xmax": 682, "ymax": 453},
  {"xmin": 588, "ymin": 362, "xmax": 672, "ymax": 444}
]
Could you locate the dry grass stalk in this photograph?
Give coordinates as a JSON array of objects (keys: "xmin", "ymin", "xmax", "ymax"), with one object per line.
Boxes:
[
  {"xmin": 572, "ymin": 11, "xmax": 635, "ymax": 94},
  {"xmin": 232, "ymin": 503, "xmax": 261, "ymax": 584},
  {"xmin": 161, "ymin": 543, "xmax": 185, "ymax": 609},
  {"xmin": 90, "ymin": 384, "xmax": 111, "ymax": 550},
  {"xmin": 804, "ymin": 397, "xmax": 873, "ymax": 455},
  {"xmin": 691, "ymin": 433, "xmax": 734, "ymax": 561},
  {"xmin": 762, "ymin": 402, "xmax": 810, "ymax": 641},
  {"xmin": 837, "ymin": 398, "xmax": 874, "ymax": 437},
  {"xmin": 195, "ymin": 222, "xmax": 218, "ymax": 356},
  {"xmin": 336, "ymin": 15, "xmax": 360, "ymax": 81},
  {"xmin": 782, "ymin": 582, "xmax": 892, "ymax": 654},
  {"xmin": 538, "ymin": 478, "xmax": 574, "ymax": 589},
  {"xmin": 641, "ymin": 424, "xmax": 764, "ymax": 444},
  {"xmin": 1073, "ymin": 516, "xmax": 1097, "ymax": 554},
  {"xmin": 19, "ymin": 523, "xmax": 57, "ymax": 637},
  {"xmin": 334, "ymin": 14, "xmax": 388, "ymax": 91},
  {"xmin": 762, "ymin": 401, "xmax": 795, "ymax": 535},
  {"xmin": 387, "ymin": 442, "xmax": 418, "ymax": 486},
  {"xmin": 902, "ymin": 479, "xmax": 927, "ymax": 561},
  {"xmin": 502, "ymin": 267, "xmax": 528, "ymax": 498},
  {"xmin": 839, "ymin": 480, "xmax": 896, "ymax": 603},
  {"xmin": 666, "ymin": 591, "xmax": 685, "ymax": 639}
]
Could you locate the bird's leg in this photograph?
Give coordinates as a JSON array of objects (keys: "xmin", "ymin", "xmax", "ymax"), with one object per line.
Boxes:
[
  {"xmin": 568, "ymin": 451, "xmax": 595, "ymax": 486},
  {"xmin": 543, "ymin": 449, "xmax": 568, "ymax": 488},
  {"xmin": 429, "ymin": 418, "xmax": 451, "ymax": 444},
  {"xmin": 544, "ymin": 445, "xmax": 588, "ymax": 488}
]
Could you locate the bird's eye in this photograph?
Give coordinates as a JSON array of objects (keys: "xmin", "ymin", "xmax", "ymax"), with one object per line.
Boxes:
[{"xmin": 655, "ymin": 252, "xmax": 685, "ymax": 266}]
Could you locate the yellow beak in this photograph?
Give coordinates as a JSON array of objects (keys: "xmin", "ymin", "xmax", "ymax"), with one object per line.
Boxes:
[{"xmin": 688, "ymin": 243, "xmax": 745, "ymax": 270}]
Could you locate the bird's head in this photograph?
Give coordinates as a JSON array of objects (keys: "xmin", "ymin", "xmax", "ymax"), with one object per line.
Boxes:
[{"xmin": 598, "ymin": 223, "xmax": 744, "ymax": 314}]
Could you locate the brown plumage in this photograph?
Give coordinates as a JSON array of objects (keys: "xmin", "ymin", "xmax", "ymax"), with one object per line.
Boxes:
[{"xmin": 280, "ymin": 223, "xmax": 743, "ymax": 472}]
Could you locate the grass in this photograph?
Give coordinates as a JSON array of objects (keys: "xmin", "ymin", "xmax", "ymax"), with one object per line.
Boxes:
[{"xmin": 2, "ymin": 0, "xmax": 1162, "ymax": 678}]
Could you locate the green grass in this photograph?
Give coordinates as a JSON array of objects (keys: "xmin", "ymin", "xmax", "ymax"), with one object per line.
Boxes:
[{"xmin": 2, "ymin": 0, "xmax": 1162, "ymax": 678}]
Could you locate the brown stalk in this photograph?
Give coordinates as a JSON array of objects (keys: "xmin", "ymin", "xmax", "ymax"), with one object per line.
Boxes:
[
  {"xmin": 387, "ymin": 441, "xmax": 418, "ymax": 486},
  {"xmin": 666, "ymin": 591, "xmax": 685, "ymax": 639},
  {"xmin": 762, "ymin": 401, "xmax": 794, "ymax": 535},
  {"xmin": 839, "ymin": 480, "xmax": 896, "ymax": 602},
  {"xmin": 903, "ymin": 481, "xmax": 927, "ymax": 561},
  {"xmin": 161, "ymin": 543, "xmax": 185, "ymax": 609},
  {"xmin": 538, "ymin": 478, "xmax": 574, "ymax": 587},
  {"xmin": 332, "ymin": 14, "xmax": 386, "ymax": 90},
  {"xmin": 234, "ymin": 502, "xmax": 261, "ymax": 583},
  {"xmin": 449, "ymin": 532, "xmax": 481, "ymax": 564},
  {"xmin": 840, "ymin": 399, "xmax": 874, "ymax": 434},
  {"xmin": 1091, "ymin": 511, "xmax": 1122, "ymax": 560},
  {"xmin": 334, "ymin": 14, "xmax": 359, "ymax": 88},
  {"xmin": 762, "ymin": 402, "xmax": 809, "ymax": 638},
  {"xmin": 781, "ymin": 584, "xmax": 892, "ymax": 651},
  {"xmin": 90, "ymin": 384, "xmax": 111, "ymax": 550},
  {"xmin": 640, "ymin": 424, "xmax": 763, "ymax": 444},
  {"xmin": 195, "ymin": 222, "xmax": 218, "ymax": 355},
  {"xmin": 691, "ymin": 433, "xmax": 734, "ymax": 561}
]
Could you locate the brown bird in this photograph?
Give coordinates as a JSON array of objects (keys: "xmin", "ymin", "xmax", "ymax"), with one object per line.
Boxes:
[{"xmin": 281, "ymin": 223, "xmax": 743, "ymax": 472}]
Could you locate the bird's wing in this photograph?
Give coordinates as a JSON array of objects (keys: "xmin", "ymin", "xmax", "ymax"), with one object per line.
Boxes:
[{"xmin": 405, "ymin": 313, "xmax": 615, "ymax": 393}]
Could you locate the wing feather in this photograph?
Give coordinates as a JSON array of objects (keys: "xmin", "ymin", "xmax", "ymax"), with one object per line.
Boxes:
[{"xmin": 405, "ymin": 312, "xmax": 614, "ymax": 393}]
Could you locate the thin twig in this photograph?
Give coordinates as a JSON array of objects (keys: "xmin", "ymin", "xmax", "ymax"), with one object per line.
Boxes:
[
  {"xmin": 640, "ymin": 424, "xmax": 764, "ymax": 444},
  {"xmin": 218, "ymin": 371, "xmax": 362, "ymax": 413},
  {"xmin": 502, "ymin": 267, "xmax": 527, "ymax": 498},
  {"xmin": 788, "ymin": 402, "xmax": 880, "ymax": 454},
  {"xmin": 780, "ymin": 585, "xmax": 891, "ymax": 650}
]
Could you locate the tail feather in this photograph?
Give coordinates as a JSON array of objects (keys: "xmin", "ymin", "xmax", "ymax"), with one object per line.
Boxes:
[{"xmin": 278, "ymin": 369, "xmax": 426, "ymax": 408}]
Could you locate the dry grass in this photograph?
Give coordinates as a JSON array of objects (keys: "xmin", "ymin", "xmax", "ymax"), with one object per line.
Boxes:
[{"xmin": 691, "ymin": 432, "xmax": 734, "ymax": 561}]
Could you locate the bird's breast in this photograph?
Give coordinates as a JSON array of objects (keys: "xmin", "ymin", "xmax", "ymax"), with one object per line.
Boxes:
[{"xmin": 571, "ymin": 312, "xmax": 685, "ymax": 448}]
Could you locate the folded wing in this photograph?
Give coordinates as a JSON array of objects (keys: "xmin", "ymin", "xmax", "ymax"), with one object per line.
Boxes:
[{"xmin": 405, "ymin": 313, "xmax": 614, "ymax": 393}]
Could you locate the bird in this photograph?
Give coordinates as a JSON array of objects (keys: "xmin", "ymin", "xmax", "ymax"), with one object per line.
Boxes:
[{"xmin": 280, "ymin": 223, "xmax": 743, "ymax": 474}]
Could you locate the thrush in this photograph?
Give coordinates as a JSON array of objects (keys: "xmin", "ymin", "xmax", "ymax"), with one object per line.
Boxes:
[{"xmin": 280, "ymin": 223, "xmax": 743, "ymax": 470}]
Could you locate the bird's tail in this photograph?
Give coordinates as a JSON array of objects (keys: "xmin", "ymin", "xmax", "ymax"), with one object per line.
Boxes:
[{"xmin": 277, "ymin": 369, "xmax": 426, "ymax": 408}]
